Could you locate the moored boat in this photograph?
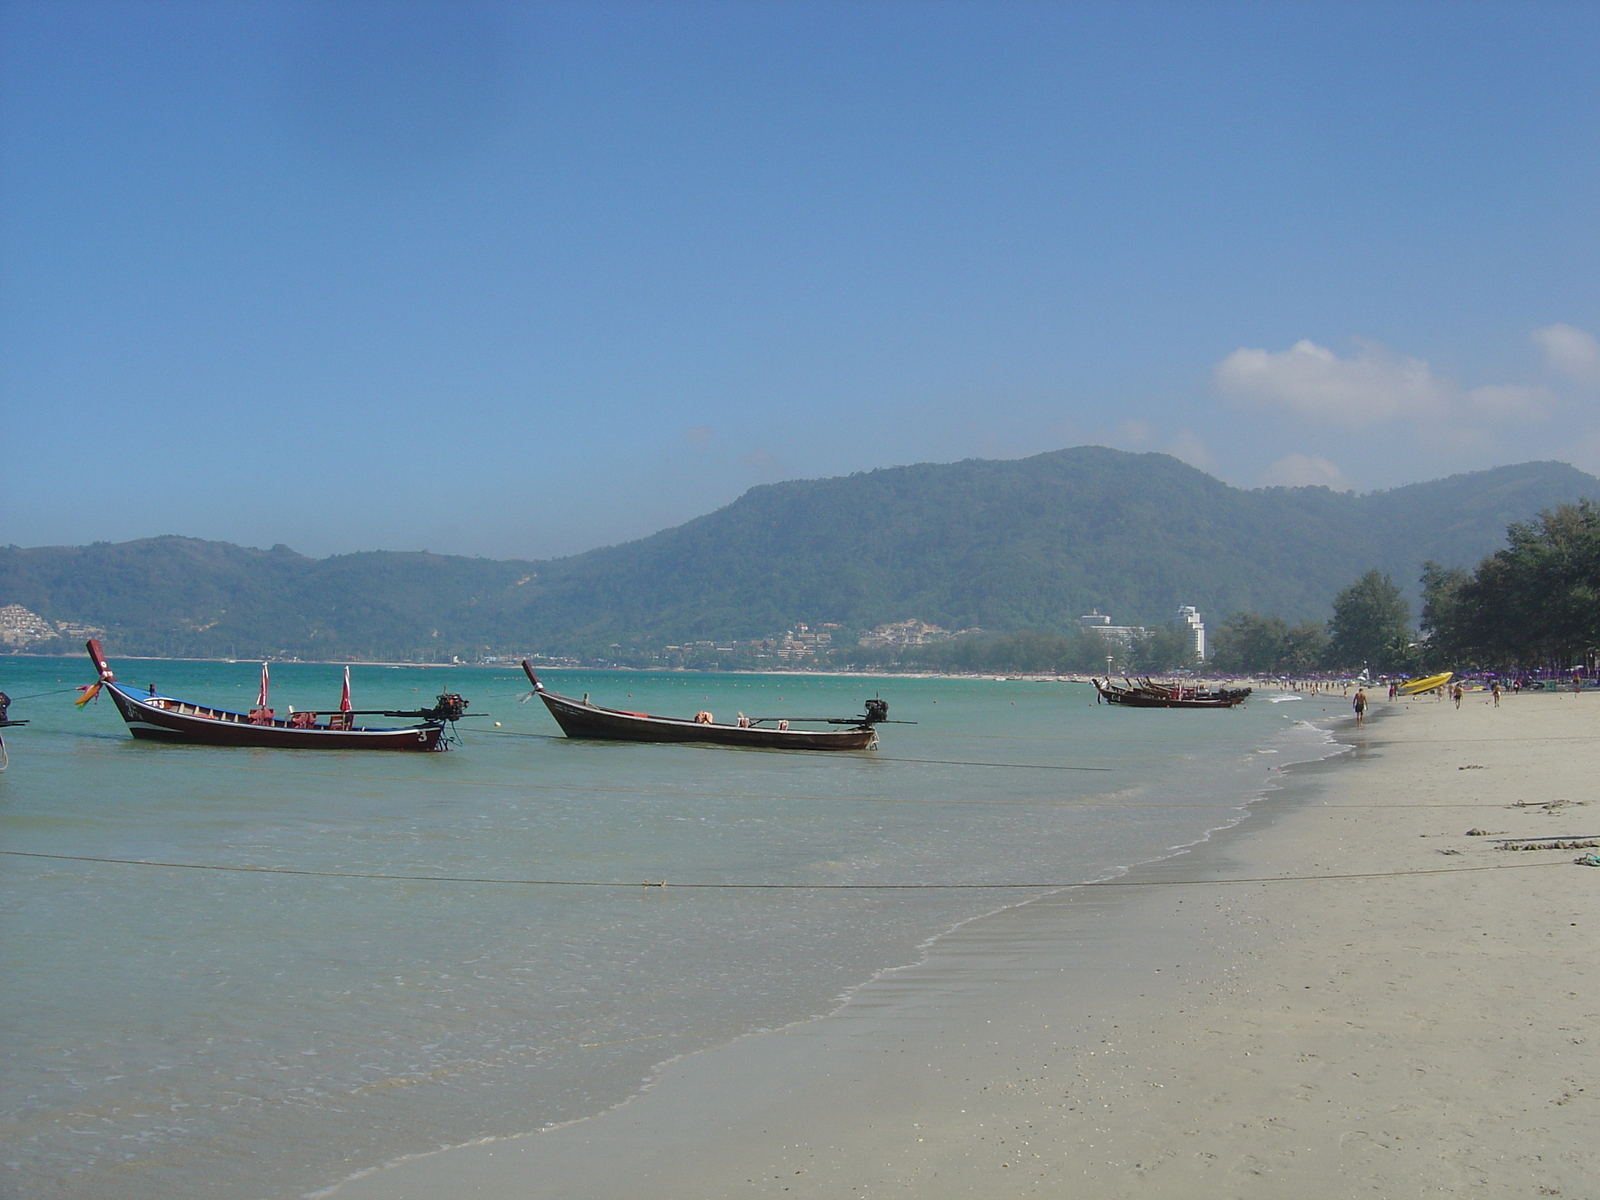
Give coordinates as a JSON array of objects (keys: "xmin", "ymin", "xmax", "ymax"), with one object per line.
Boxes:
[
  {"xmin": 1094, "ymin": 677, "xmax": 1250, "ymax": 709},
  {"xmin": 521, "ymin": 661, "xmax": 894, "ymax": 750},
  {"xmin": 79, "ymin": 640, "xmax": 466, "ymax": 750},
  {"xmin": 0, "ymin": 689, "xmax": 24, "ymax": 769}
]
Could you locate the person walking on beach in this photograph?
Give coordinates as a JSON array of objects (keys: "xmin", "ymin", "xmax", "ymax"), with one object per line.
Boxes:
[
  {"xmin": 1492, "ymin": 680, "xmax": 1501, "ymax": 707},
  {"xmin": 1353, "ymin": 688, "xmax": 1367, "ymax": 726},
  {"xmin": 1453, "ymin": 683, "xmax": 1464, "ymax": 709}
]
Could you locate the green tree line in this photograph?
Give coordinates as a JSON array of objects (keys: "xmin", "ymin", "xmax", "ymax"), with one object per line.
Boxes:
[
  {"xmin": 1212, "ymin": 501, "xmax": 1600, "ymax": 676},
  {"xmin": 1419, "ymin": 501, "xmax": 1600, "ymax": 670},
  {"xmin": 1208, "ymin": 569, "xmax": 1413, "ymax": 675}
]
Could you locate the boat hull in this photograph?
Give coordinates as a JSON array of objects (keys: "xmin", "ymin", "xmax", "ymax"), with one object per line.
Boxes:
[
  {"xmin": 1100, "ymin": 692, "xmax": 1243, "ymax": 708},
  {"xmin": 1094, "ymin": 681, "xmax": 1248, "ymax": 708},
  {"xmin": 104, "ymin": 683, "xmax": 445, "ymax": 750},
  {"xmin": 537, "ymin": 691, "xmax": 877, "ymax": 750},
  {"xmin": 1397, "ymin": 671, "xmax": 1453, "ymax": 696}
]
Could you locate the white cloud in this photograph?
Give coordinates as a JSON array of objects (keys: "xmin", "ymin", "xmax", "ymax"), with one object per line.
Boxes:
[
  {"xmin": 1165, "ymin": 429, "xmax": 1215, "ymax": 470},
  {"xmin": 1214, "ymin": 336, "xmax": 1553, "ymax": 456},
  {"xmin": 1258, "ymin": 453, "xmax": 1351, "ymax": 490},
  {"xmin": 1532, "ymin": 323, "xmax": 1600, "ymax": 383},
  {"xmin": 1214, "ymin": 338, "xmax": 1448, "ymax": 429}
]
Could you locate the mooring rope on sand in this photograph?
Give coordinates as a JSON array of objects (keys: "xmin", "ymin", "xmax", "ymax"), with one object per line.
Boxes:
[{"xmin": 0, "ymin": 849, "xmax": 1568, "ymax": 890}]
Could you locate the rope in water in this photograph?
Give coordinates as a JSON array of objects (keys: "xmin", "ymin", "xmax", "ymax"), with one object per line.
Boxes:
[
  {"xmin": 17, "ymin": 745, "xmax": 1117, "ymax": 786},
  {"xmin": 5, "ymin": 748, "xmax": 1554, "ymax": 808},
  {"xmin": 0, "ymin": 685, "xmax": 94, "ymax": 701},
  {"xmin": 873, "ymin": 756, "xmax": 1112, "ymax": 771},
  {"xmin": 0, "ymin": 849, "xmax": 1568, "ymax": 889}
]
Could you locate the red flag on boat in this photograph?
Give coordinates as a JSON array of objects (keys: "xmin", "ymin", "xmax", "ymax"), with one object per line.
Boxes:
[
  {"xmin": 340, "ymin": 666, "xmax": 352, "ymax": 712},
  {"xmin": 257, "ymin": 662, "xmax": 270, "ymax": 709}
]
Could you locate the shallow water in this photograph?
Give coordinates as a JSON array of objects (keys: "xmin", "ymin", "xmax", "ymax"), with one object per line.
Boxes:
[{"xmin": 0, "ymin": 658, "xmax": 1338, "ymax": 1198}]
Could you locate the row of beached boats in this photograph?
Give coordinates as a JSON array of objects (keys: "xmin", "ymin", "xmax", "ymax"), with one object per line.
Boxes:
[
  {"xmin": 61, "ymin": 640, "xmax": 1253, "ymax": 757},
  {"xmin": 1092, "ymin": 677, "xmax": 1252, "ymax": 708},
  {"xmin": 74, "ymin": 640, "xmax": 903, "ymax": 752}
]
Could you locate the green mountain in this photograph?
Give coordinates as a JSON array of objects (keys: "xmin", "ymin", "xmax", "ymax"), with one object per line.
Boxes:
[
  {"xmin": 3, "ymin": 448, "xmax": 1595, "ymax": 661},
  {"xmin": 0, "ymin": 539, "xmax": 535, "ymax": 660}
]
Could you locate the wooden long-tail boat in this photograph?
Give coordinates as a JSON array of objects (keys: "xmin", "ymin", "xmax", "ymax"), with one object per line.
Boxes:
[
  {"xmin": 0, "ymin": 690, "xmax": 24, "ymax": 769},
  {"xmin": 1093, "ymin": 677, "xmax": 1250, "ymax": 709},
  {"xmin": 521, "ymin": 661, "xmax": 897, "ymax": 750},
  {"xmin": 80, "ymin": 640, "xmax": 465, "ymax": 750}
]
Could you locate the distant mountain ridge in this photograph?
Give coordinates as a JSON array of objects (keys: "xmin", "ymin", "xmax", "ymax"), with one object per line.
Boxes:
[{"xmin": 3, "ymin": 448, "xmax": 1596, "ymax": 661}]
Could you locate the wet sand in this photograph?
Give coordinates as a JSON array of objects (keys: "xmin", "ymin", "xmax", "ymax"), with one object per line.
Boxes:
[{"xmin": 330, "ymin": 690, "xmax": 1598, "ymax": 1199}]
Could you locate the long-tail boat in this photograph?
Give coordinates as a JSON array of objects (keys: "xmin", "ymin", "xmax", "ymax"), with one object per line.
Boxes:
[
  {"xmin": 1093, "ymin": 677, "xmax": 1251, "ymax": 709},
  {"xmin": 0, "ymin": 689, "xmax": 24, "ymax": 769},
  {"xmin": 521, "ymin": 661, "xmax": 900, "ymax": 750},
  {"xmin": 79, "ymin": 640, "xmax": 467, "ymax": 750}
]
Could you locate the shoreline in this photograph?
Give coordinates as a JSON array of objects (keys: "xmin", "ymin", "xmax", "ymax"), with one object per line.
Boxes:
[{"xmin": 330, "ymin": 691, "xmax": 1597, "ymax": 1199}]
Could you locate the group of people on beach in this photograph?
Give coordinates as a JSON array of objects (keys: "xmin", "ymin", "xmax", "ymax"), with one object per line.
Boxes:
[{"xmin": 1353, "ymin": 673, "xmax": 1563, "ymax": 723}]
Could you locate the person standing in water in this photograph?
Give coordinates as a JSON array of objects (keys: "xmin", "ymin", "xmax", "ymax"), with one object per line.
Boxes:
[{"xmin": 1353, "ymin": 687, "xmax": 1368, "ymax": 726}]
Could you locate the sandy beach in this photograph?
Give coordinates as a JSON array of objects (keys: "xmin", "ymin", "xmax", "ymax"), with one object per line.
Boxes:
[{"xmin": 331, "ymin": 689, "xmax": 1598, "ymax": 1200}]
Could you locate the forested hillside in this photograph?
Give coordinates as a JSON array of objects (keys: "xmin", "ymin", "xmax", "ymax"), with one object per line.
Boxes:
[
  {"xmin": 3, "ymin": 448, "xmax": 1595, "ymax": 661},
  {"xmin": 0, "ymin": 539, "xmax": 534, "ymax": 660}
]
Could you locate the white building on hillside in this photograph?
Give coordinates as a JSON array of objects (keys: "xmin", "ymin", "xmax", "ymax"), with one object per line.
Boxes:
[
  {"xmin": 1178, "ymin": 605, "xmax": 1206, "ymax": 660},
  {"xmin": 1078, "ymin": 610, "xmax": 1146, "ymax": 649}
]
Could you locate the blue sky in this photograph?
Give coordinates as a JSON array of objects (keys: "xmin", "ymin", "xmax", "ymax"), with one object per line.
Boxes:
[{"xmin": 3, "ymin": 0, "xmax": 1597, "ymax": 560}]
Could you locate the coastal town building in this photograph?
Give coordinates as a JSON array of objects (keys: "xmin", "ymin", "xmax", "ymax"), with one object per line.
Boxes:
[
  {"xmin": 1178, "ymin": 605, "xmax": 1207, "ymax": 660},
  {"xmin": 1077, "ymin": 610, "xmax": 1146, "ymax": 649},
  {"xmin": 0, "ymin": 605, "xmax": 55, "ymax": 647},
  {"xmin": 0, "ymin": 604, "xmax": 104, "ymax": 650},
  {"xmin": 858, "ymin": 620, "xmax": 961, "ymax": 650},
  {"xmin": 776, "ymin": 623, "xmax": 833, "ymax": 660}
]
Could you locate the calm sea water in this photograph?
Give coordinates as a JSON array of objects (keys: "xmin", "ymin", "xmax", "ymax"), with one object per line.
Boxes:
[{"xmin": 0, "ymin": 657, "xmax": 1338, "ymax": 1199}]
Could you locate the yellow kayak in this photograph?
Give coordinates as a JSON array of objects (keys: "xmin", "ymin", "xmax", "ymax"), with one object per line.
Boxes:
[{"xmin": 1397, "ymin": 671, "xmax": 1453, "ymax": 696}]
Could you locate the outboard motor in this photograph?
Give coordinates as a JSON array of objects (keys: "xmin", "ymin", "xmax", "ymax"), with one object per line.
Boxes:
[
  {"xmin": 430, "ymin": 693, "xmax": 469, "ymax": 723},
  {"xmin": 863, "ymin": 698, "xmax": 890, "ymax": 725}
]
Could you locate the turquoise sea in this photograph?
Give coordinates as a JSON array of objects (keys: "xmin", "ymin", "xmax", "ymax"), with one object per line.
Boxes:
[{"xmin": 0, "ymin": 656, "xmax": 1339, "ymax": 1199}]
